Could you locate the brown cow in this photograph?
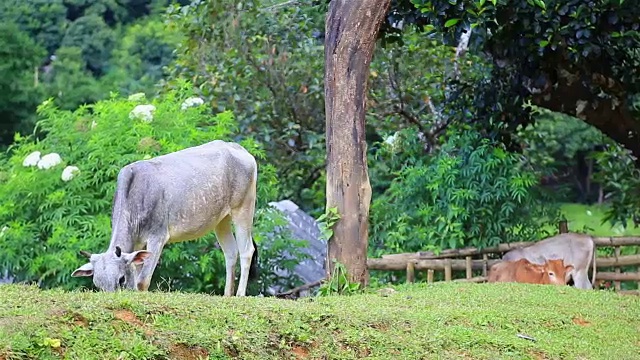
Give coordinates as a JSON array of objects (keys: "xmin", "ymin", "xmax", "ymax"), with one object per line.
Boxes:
[{"xmin": 488, "ymin": 258, "xmax": 574, "ymax": 285}]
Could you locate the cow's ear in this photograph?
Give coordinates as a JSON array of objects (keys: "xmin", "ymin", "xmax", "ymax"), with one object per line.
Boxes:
[
  {"xmin": 71, "ymin": 263, "xmax": 94, "ymax": 277},
  {"xmin": 125, "ymin": 250, "xmax": 152, "ymax": 265},
  {"xmin": 565, "ymin": 265, "xmax": 574, "ymax": 272}
]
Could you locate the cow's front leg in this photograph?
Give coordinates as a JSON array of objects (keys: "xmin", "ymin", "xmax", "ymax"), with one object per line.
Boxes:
[
  {"xmin": 215, "ymin": 216, "xmax": 238, "ymax": 297},
  {"xmin": 136, "ymin": 235, "xmax": 167, "ymax": 291}
]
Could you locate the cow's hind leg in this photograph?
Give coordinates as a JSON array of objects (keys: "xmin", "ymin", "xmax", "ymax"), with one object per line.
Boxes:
[
  {"xmin": 136, "ymin": 233, "xmax": 169, "ymax": 291},
  {"xmin": 215, "ymin": 215, "xmax": 238, "ymax": 297},
  {"xmin": 231, "ymin": 200, "xmax": 256, "ymax": 297},
  {"xmin": 571, "ymin": 270, "xmax": 593, "ymax": 290}
]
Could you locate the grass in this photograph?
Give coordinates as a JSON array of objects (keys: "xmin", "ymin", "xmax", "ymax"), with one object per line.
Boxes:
[
  {"xmin": 1, "ymin": 283, "xmax": 639, "ymax": 359},
  {"xmin": 538, "ymin": 203, "xmax": 640, "ymax": 237}
]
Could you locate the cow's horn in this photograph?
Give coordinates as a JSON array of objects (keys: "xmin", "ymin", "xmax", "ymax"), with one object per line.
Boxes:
[{"xmin": 79, "ymin": 250, "xmax": 92, "ymax": 259}]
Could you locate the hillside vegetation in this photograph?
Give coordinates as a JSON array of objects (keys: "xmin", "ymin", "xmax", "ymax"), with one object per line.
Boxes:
[{"xmin": 1, "ymin": 283, "xmax": 638, "ymax": 359}]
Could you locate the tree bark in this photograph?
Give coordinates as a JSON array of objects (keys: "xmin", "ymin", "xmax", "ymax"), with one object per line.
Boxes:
[{"xmin": 324, "ymin": 0, "xmax": 390, "ymax": 285}]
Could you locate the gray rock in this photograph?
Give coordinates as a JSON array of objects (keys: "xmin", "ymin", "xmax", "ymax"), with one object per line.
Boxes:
[{"xmin": 266, "ymin": 200, "xmax": 327, "ymax": 297}]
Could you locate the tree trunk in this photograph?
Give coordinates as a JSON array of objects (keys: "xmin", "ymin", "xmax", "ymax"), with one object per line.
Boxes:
[{"xmin": 324, "ymin": 0, "xmax": 390, "ymax": 285}]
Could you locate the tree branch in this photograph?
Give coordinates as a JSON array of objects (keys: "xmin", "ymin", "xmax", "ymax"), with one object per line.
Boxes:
[
  {"xmin": 452, "ymin": 28, "xmax": 472, "ymax": 80},
  {"xmin": 274, "ymin": 279, "xmax": 325, "ymax": 299},
  {"xmin": 531, "ymin": 69, "xmax": 640, "ymax": 167},
  {"xmin": 380, "ymin": 27, "xmax": 472, "ymax": 152}
]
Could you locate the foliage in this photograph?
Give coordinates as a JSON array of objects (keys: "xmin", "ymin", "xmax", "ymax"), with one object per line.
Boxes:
[
  {"xmin": 0, "ymin": 84, "xmax": 307, "ymax": 295},
  {"xmin": 367, "ymin": 27, "xmax": 490, "ymax": 143},
  {"xmin": 0, "ymin": 0, "xmax": 190, "ymax": 147},
  {"xmin": 60, "ymin": 14, "xmax": 116, "ymax": 76},
  {"xmin": 555, "ymin": 203, "xmax": 640, "ymax": 237},
  {"xmin": 165, "ymin": 0, "xmax": 328, "ymax": 215},
  {"xmin": 0, "ymin": 23, "xmax": 46, "ymax": 148},
  {"xmin": 0, "ymin": 0, "xmax": 68, "ymax": 54},
  {"xmin": 592, "ymin": 144, "xmax": 640, "ymax": 229},
  {"xmin": 366, "ymin": 26, "xmax": 493, "ymax": 197},
  {"xmin": 102, "ymin": 18, "xmax": 184, "ymax": 97},
  {"xmin": 389, "ymin": 0, "xmax": 640, "ymax": 163},
  {"xmin": 317, "ymin": 262, "xmax": 361, "ymax": 296},
  {"xmin": 315, "ymin": 206, "xmax": 340, "ymax": 242},
  {"xmin": 247, "ymin": 207, "xmax": 312, "ymax": 296},
  {"xmin": 370, "ymin": 125, "xmax": 560, "ymax": 257},
  {"xmin": 516, "ymin": 106, "xmax": 607, "ymax": 202},
  {"xmin": 518, "ymin": 108, "xmax": 604, "ymax": 172},
  {"xmin": 41, "ymin": 47, "xmax": 104, "ymax": 110},
  {"xmin": 1, "ymin": 283, "xmax": 640, "ymax": 359}
]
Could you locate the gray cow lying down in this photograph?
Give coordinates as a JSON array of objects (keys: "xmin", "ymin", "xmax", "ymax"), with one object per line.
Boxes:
[
  {"xmin": 72, "ymin": 140, "xmax": 258, "ymax": 296},
  {"xmin": 502, "ymin": 232, "xmax": 596, "ymax": 289}
]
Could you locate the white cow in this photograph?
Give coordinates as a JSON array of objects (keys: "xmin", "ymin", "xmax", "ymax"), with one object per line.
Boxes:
[
  {"xmin": 71, "ymin": 140, "xmax": 258, "ymax": 296},
  {"xmin": 502, "ymin": 232, "xmax": 596, "ymax": 289}
]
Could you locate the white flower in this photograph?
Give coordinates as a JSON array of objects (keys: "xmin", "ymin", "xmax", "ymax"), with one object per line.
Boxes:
[
  {"xmin": 181, "ymin": 97, "xmax": 204, "ymax": 110},
  {"xmin": 22, "ymin": 151, "xmax": 41, "ymax": 167},
  {"xmin": 128, "ymin": 92, "xmax": 146, "ymax": 101},
  {"xmin": 37, "ymin": 153, "xmax": 62, "ymax": 170},
  {"xmin": 129, "ymin": 104, "xmax": 156, "ymax": 123},
  {"xmin": 61, "ymin": 165, "xmax": 80, "ymax": 182},
  {"xmin": 0, "ymin": 226, "xmax": 7, "ymax": 237}
]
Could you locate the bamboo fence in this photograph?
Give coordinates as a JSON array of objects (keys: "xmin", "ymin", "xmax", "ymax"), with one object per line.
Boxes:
[{"xmin": 367, "ymin": 221, "xmax": 640, "ymax": 293}]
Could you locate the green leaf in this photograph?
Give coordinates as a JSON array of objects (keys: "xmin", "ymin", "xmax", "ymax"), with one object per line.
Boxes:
[{"xmin": 444, "ymin": 18, "xmax": 460, "ymax": 28}]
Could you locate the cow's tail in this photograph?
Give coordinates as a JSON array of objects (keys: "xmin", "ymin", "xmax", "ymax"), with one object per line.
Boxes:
[
  {"xmin": 591, "ymin": 238, "xmax": 597, "ymax": 289},
  {"xmin": 249, "ymin": 238, "xmax": 259, "ymax": 281}
]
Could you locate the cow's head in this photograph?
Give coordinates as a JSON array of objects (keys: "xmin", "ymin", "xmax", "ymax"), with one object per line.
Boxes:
[
  {"xmin": 71, "ymin": 246, "xmax": 152, "ymax": 291},
  {"xmin": 544, "ymin": 259, "xmax": 574, "ymax": 286}
]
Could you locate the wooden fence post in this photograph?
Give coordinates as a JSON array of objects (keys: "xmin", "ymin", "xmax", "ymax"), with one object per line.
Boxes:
[
  {"xmin": 444, "ymin": 258, "xmax": 452, "ymax": 281},
  {"xmin": 406, "ymin": 261, "xmax": 415, "ymax": 283},
  {"xmin": 482, "ymin": 254, "xmax": 488, "ymax": 278},
  {"xmin": 614, "ymin": 246, "xmax": 621, "ymax": 291},
  {"xmin": 427, "ymin": 269, "xmax": 434, "ymax": 283},
  {"xmin": 465, "ymin": 256, "xmax": 472, "ymax": 279},
  {"xmin": 558, "ymin": 220, "xmax": 568, "ymax": 234}
]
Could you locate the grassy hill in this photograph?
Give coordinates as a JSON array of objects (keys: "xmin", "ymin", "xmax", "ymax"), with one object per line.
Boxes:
[{"xmin": 1, "ymin": 283, "xmax": 639, "ymax": 359}]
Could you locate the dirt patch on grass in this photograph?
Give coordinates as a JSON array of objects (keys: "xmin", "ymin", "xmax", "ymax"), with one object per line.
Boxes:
[
  {"xmin": 367, "ymin": 321, "xmax": 390, "ymax": 331},
  {"xmin": 49, "ymin": 309, "xmax": 89, "ymax": 327},
  {"xmin": 168, "ymin": 343, "xmax": 209, "ymax": 360},
  {"xmin": 572, "ymin": 316, "xmax": 591, "ymax": 326},
  {"xmin": 62, "ymin": 311, "xmax": 89, "ymax": 327},
  {"xmin": 530, "ymin": 350, "xmax": 549, "ymax": 360},
  {"xmin": 291, "ymin": 345, "xmax": 309, "ymax": 359},
  {"xmin": 113, "ymin": 309, "xmax": 154, "ymax": 337},
  {"xmin": 114, "ymin": 309, "xmax": 144, "ymax": 327}
]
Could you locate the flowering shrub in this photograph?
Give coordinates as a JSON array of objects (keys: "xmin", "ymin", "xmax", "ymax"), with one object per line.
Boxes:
[{"xmin": 0, "ymin": 83, "xmax": 306, "ymax": 294}]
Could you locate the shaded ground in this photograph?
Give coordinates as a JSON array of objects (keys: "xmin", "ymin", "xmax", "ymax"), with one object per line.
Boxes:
[{"xmin": 1, "ymin": 282, "xmax": 638, "ymax": 359}]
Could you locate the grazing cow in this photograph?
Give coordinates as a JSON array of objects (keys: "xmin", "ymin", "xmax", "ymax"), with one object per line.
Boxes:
[
  {"xmin": 71, "ymin": 140, "xmax": 259, "ymax": 296},
  {"xmin": 488, "ymin": 258, "xmax": 573, "ymax": 285},
  {"xmin": 502, "ymin": 232, "xmax": 596, "ymax": 289}
]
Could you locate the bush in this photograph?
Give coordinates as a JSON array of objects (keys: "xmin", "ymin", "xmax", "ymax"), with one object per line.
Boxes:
[
  {"xmin": 370, "ymin": 125, "xmax": 560, "ymax": 258},
  {"xmin": 0, "ymin": 82, "xmax": 307, "ymax": 295}
]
